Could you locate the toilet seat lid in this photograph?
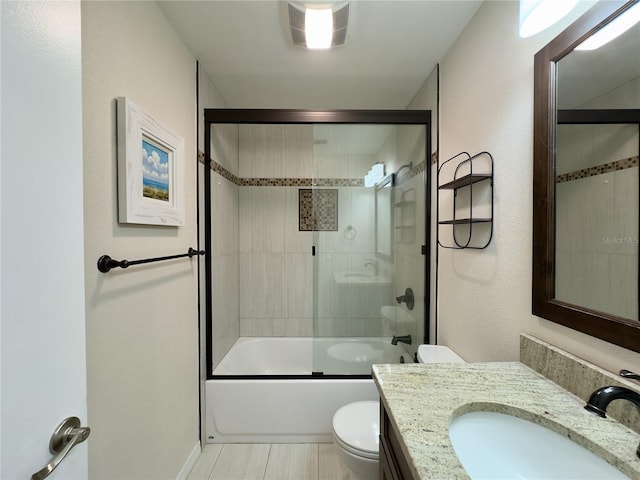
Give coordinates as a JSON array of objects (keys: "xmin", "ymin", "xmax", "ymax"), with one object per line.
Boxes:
[{"xmin": 332, "ymin": 401, "xmax": 379, "ymax": 457}]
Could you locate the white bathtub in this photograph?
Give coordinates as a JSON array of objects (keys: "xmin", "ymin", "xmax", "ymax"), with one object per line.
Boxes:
[{"xmin": 206, "ymin": 336, "xmax": 403, "ymax": 443}]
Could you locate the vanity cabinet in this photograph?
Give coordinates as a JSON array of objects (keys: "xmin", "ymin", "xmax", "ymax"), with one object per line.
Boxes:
[{"xmin": 380, "ymin": 403, "xmax": 416, "ymax": 480}]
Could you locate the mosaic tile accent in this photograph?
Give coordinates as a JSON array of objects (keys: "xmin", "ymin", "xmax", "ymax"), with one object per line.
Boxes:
[
  {"xmin": 299, "ymin": 189, "xmax": 338, "ymax": 231},
  {"xmin": 240, "ymin": 177, "xmax": 362, "ymax": 187},
  {"xmin": 199, "ymin": 150, "xmax": 423, "ymax": 188},
  {"xmin": 556, "ymin": 156, "xmax": 638, "ymax": 183},
  {"xmin": 211, "ymin": 159, "xmax": 241, "ymax": 185}
]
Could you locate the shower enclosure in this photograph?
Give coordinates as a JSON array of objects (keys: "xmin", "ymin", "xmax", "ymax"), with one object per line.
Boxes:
[{"xmin": 203, "ymin": 109, "xmax": 431, "ymax": 379}]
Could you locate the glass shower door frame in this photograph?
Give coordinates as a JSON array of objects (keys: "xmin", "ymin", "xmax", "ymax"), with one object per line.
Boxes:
[{"xmin": 203, "ymin": 109, "xmax": 431, "ymax": 379}]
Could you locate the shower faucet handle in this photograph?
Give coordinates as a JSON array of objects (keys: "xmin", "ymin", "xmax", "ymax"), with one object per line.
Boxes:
[{"xmin": 395, "ymin": 287, "xmax": 414, "ymax": 310}]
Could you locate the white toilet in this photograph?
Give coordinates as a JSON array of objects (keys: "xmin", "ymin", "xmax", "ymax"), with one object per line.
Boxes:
[
  {"xmin": 332, "ymin": 400, "xmax": 380, "ymax": 480},
  {"xmin": 332, "ymin": 345, "xmax": 465, "ymax": 480}
]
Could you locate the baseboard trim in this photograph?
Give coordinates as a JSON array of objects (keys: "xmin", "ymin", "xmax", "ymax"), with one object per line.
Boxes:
[{"xmin": 176, "ymin": 441, "xmax": 201, "ymax": 480}]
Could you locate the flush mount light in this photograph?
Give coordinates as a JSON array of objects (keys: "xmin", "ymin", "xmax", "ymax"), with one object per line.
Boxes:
[
  {"xmin": 288, "ymin": 2, "xmax": 349, "ymax": 49},
  {"xmin": 518, "ymin": 0, "xmax": 579, "ymax": 38},
  {"xmin": 575, "ymin": 1, "xmax": 640, "ymax": 50}
]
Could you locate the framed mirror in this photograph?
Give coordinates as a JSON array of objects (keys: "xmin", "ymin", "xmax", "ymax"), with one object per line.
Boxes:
[{"xmin": 533, "ymin": 0, "xmax": 640, "ymax": 352}]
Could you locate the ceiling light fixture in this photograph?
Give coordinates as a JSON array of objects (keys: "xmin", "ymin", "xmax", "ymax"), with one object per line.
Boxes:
[
  {"xmin": 575, "ymin": 1, "xmax": 640, "ymax": 50},
  {"xmin": 305, "ymin": 8, "xmax": 333, "ymax": 49},
  {"xmin": 288, "ymin": 2, "xmax": 350, "ymax": 49},
  {"xmin": 518, "ymin": 0, "xmax": 579, "ymax": 38}
]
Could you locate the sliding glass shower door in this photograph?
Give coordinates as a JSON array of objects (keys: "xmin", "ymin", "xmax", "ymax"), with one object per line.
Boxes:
[
  {"xmin": 310, "ymin": 123, "xmax": 428, "ymax": 375},
  {"xmin": 204, "ymin": 109, "xmax": 429, "ymax": 379}
]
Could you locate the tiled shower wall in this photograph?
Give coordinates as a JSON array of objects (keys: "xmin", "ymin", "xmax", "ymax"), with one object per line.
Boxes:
[
  {"xmin": 239, "ymin": 184, "xmax": 314, "ymax": 336},
  {"xmin": 555, "ymin": 77, "xmax": 639, "ymax": 320},
  {"xmin": 210, "ymin": 124, "xmax": 240, "ymax": 368},
  {"xmin": 210, "ymin": 124, "xmax": 395, "ymax": 351},
  {"xmin": 208, "ymin": 122, "xmax": 431, "ymax": 367}
]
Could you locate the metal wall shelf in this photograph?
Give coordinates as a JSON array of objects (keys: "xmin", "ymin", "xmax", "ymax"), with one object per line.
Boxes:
[
  {"xmin": 439, "ymin": 173, "xmax": 492, "ymax": 190},
  {"xmin": 438, "ymin": 218, "xmax": 492, "ymax": 225},
  {"xmin": 437, "ymin": 152, "xmax": 494, "ymax": 249}
]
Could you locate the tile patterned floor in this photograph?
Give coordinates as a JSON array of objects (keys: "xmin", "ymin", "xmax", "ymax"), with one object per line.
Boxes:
[{"xmin": 187, "ymin": 443, "xmax": 352, "ymax": 480}]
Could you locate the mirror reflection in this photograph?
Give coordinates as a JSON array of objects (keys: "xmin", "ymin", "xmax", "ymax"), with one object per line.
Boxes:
[{"xmin": 554, "ymin": 17, "xmax": 639, "ymax": 321}]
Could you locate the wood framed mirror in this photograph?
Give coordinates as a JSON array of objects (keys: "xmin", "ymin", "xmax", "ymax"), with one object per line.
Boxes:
[{"xmin": 533, "ymin": 0, "xmax": 640, "ymax": 352}]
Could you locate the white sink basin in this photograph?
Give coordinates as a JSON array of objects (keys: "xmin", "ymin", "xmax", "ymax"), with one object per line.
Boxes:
[{"xmin": 449, "ymin": 411, "xmax": 628, "ymax": 479}]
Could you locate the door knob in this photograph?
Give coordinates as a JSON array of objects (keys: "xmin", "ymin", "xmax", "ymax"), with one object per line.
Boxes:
[{"xmin": 32, "ymin": 416, "xmax": 90, "ymax": 480}]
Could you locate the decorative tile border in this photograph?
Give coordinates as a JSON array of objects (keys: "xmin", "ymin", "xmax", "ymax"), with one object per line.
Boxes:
[
  {"xmin": 241, "ymin": 177, "xmax": 363, "ymax": 187},
  {"xmin": 556, "ymin": 156, "xmax": 638, "ymax": 183},
  {"xmin": 211, "ymin": 158, "xmax": 241, "ymax": 185},
  {"xmin": 199, "ymin": 150, "xmax": 427, "ymax": 188}
]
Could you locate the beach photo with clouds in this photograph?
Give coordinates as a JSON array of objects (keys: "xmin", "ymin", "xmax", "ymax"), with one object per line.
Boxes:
[{"xmin": 142, "ymin": 139, "xmax": 170, "ymax": 201}]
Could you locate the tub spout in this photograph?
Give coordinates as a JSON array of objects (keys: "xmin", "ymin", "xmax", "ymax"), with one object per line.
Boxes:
[{"xmin": 391, "ymin": 335, "xmax": 412, "ymax": 346}]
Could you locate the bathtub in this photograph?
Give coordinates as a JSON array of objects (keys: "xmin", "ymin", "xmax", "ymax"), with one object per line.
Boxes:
[{"xmin": 206, "ymin": 336, "xmax": 404, "ymax": 443}]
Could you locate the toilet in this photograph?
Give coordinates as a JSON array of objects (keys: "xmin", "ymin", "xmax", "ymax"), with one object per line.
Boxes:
[
  {"xmin": 332, "ymin": 345, "xmax": 465, "ymax": 479},
  {"xmin": 332, "ymin": 400, "xmax": 379, "ymax": 480}
]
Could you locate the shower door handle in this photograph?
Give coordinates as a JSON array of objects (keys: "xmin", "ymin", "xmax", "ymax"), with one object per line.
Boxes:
[{"xmin": 31, "ymin": 416, "xmax": 90, "ymax": 480}]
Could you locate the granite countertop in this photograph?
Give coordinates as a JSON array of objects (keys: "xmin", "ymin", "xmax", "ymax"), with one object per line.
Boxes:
[{"xmin": 372, "ymin": 362, "xmax": 640, "ymax": 480}]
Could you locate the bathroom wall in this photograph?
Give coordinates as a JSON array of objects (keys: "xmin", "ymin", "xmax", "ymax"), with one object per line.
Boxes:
[
  {"xmin": 82, "ymin": 2, "xmax": 200, "ymax": 478},
  {"xmin": 238, "ymin": 124, "xmax": 316, "ymax": 337},
  {"xmin": 432, "ymin": 0, "xmax": 640, "ymax": 371},
  {"xmin": 312, "ymin": 125, "xmax": 390, "ymax": 338}
]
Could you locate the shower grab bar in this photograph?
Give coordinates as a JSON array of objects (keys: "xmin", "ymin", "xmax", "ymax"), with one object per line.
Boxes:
[{"xmin": 97, "ymin": 247, "xmax": 205, "ymax": 273}]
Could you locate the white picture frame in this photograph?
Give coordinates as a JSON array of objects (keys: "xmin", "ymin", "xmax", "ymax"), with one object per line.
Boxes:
[{"xmin": 116, "ymin": 97, "xmax": 185, "ymax": 226}]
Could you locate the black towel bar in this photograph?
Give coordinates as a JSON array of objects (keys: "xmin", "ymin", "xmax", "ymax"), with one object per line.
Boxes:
[{"xmin": 97, "ymin": 247, "xmax": 205, "ymax": 273}]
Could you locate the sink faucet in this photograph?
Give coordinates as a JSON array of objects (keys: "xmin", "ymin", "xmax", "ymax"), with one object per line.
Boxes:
[
  {"xmin": 364, "ymin": 259, "xmax": 378, "ymax": 276},
  {"xmin": 620, "ymin": 369, "xmax": 640, "ymax": 383},
  {"xmin": 584, "ymin": 385, "xmax": 640, "ymax": 459}
]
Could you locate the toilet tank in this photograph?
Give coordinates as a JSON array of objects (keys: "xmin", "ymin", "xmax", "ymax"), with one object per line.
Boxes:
[{"xmin": 417, "ymin": 345, "xmax": 465, "ymax": 363}]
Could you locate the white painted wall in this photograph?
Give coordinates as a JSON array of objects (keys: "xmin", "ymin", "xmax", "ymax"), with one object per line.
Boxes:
[
  {"xmin": 82, "ymin": 2, "xmax": 200, "ymax": 478},
  {"xmin": 432, "ymin": 1, "xmax": 640, "ymax": 371}
]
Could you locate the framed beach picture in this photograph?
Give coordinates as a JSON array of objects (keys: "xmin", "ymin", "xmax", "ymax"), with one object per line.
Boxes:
[{"xmin": 116, "ymin": 97, "xmax": 185, "ymax": 226}]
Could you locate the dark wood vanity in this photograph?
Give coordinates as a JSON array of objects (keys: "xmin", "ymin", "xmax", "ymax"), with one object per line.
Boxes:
[{"xmin": 379, "ymin": 403, "xmax": 414, "ymax": 480}]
